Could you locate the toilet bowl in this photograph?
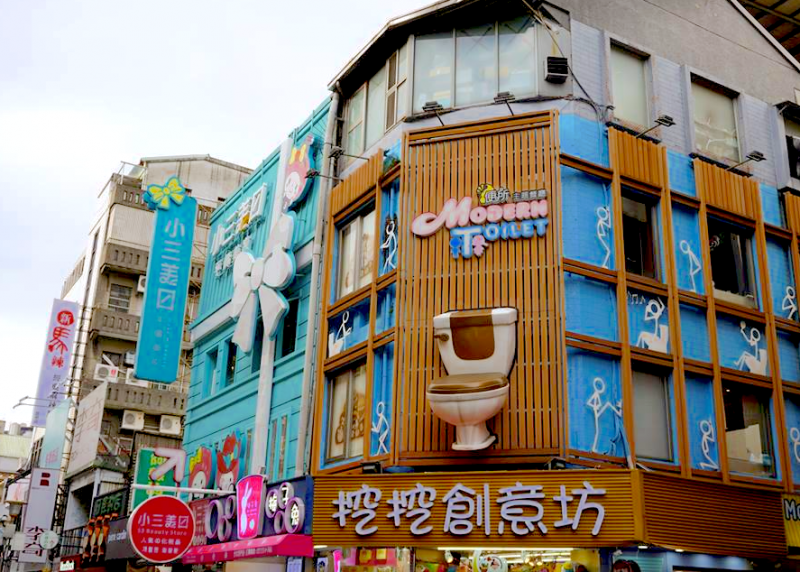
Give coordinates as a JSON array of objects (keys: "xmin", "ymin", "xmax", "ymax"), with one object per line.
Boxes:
[{"xmin": 427, "ymin": 307, "xmax": 518, "ymax": 451}]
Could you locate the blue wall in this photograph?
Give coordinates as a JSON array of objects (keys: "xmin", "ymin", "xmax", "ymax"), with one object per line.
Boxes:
[
  {"xmin": 671, "ymin": 203, "xmax": 705, "ymax": 294},
  {"xmin": 562, "ymin": 166, "xmax": 615, "ymax": 269},
  {"xmin": 685, "ymin": 374, "xmax": 720, "ymax": 471}
]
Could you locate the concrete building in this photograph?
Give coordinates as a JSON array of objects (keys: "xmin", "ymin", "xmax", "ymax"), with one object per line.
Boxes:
[{"xmin": 52, "ymin": 155, "xmax": 250, "ymax": 545}]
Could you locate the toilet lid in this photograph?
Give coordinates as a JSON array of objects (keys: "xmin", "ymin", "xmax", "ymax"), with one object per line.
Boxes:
[{"xmin": 428, "ymin": 373, "xmax": 508, "ymax": 394}]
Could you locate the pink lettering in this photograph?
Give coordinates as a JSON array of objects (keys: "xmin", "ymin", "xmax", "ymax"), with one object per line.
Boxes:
[
  {"xmin": 411, "ymin": 197, "xmax": 473, "ymax": 237},
  {"xmin": 469, "ymin": 206, "xmax": 487, "ymax": 224},
  {"xmin": 530, "ymin": 199, "xmax": 549, "ymax": 218},
  {"xmin": 516, "ymin": 201, "xmax": 530, "ymax": 219},
  {"xmin": 503, "ymin": 203, "xmax": 516, "ymax": 221},
  {"xmin": 487, "ymin": 205, "xmax": 503, "ymax": 222}
]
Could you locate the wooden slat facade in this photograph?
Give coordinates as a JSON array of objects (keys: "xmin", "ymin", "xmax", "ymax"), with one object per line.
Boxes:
[
  {"xmin": 395, "ymin": 112, "xmax": 563, "ymax": 463},
  {"xmin": 694, "ymin": 158, "xmax": 760, "ymax": 219},
  {"xmin": 785, "ymin": 192, "xmax": 800, "ymax": 234},
  {"xmin": 614, "ymin": 129, "xmax": 663, "ymax": 189},
  {"xmin": 330, "ymin": 152, "xmax": 384, "ymax": 217}
]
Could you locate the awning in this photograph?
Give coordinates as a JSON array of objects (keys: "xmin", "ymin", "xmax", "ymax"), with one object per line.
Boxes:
[{"xmin": 181, "ymin": 534, "xmax": 313, "ymax": 564}]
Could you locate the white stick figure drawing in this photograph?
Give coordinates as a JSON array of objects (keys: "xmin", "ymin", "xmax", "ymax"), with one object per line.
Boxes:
[
  {"xmin": 790, "ymin": 427, "xmax": 800, "ymax": 464},
  {"xmin": 596, "ymin": 206, "xmax": 612, "ymax": 269},
  {"xmin": 586, "ymin": 377, "xmax": 623, "ymax": 454},
  {"xmin": 783, "ymin": 286, "xmax": 797, "ymax": 321},
  {"xmin": 636, "ymin": 298, "xmax": 669, "ymax": 353},
  {"xmin": 380, "ymin": 218, "xmax": 398, "ymax": 274},
  {"xmin": 371, "ymin": 401, "xmax": 390, "ymax": 455},
  {"xmin": 679, "ymin": 240, "xmax": 701, "ymax": 293},
  {"xmin": 734, "ymin": 321, "xmax": 768, "ymax": 375},
  {"xmin": 327, "ymin": 310, "xmax": 352, "ymax": 357},
  {"xmin": 699, "ymin": 419, "xmax": 719, "ymax": 470}
]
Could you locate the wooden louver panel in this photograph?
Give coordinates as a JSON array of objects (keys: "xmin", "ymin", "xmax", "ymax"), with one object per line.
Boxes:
[
  {"xmin": 694, "ymin": 158, "xmax": 759, "ymax": 219},
  {"xmin": 396, "ymin": 112, "xmax": 563, "ymax": 461},
  {"xmin": 784, "ymin": 192, "xmax": 800, "ymax": 234},
  {"xmin": 610, "ymin": 128, "xmax": 664, "ymax": 188},
  {"xmin": 330, "ymin": 151, "xmax": 383, "ymax": 217}
]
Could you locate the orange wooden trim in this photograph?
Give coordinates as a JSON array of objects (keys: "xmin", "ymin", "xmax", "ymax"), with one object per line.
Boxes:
[
  {"xmin": 567, "ymin": 448, "xmax": 630, "ymax": 465},
  {"xmin": 638, "ymin": 460, "xmax": 682, "ymax": 473},
  {"xmin": 560, "ymin": 153, "xmax": 614, "ymax": 180},
  {"xmin": 563, "ymin": 259, "xmax": 618, "ymax": 282},
  {"xmin": 331, "ymin": 187, "xmax": 376, "ymax": 224},
  {"xmin": 690, "ymin": 468, "xmax": 724, "ymax": 479},
  {"xmin": 683, "ymin": 358, "xmax": 714, "ymax": 376},
  {"xmin": 775, "ymin": 316, "xmax": 800, "ymax": 334},
  {"xmin": 728, "ymin": 474, "xmax": 785, "ymax": 490},
  {"xmin": 677, "ymin": 290, "xmax": 707, "ymax": 307},
  {"xmin": 327, "ymin": 285, "xmax": 372, "ymax": 318},
  {"xmin": 630, "ymin": 348, "xmax": 674, "ymax": 368},
  {"xmin": 713, "ymin": 300, "xmax": 766, "ymax": 323},
  {"xmin": 566, "ymin": 337, "xmax": 623, "ymax": 357},
  {"xmin": 625, "ymin": 273, "xmax": 670, "ymax": 296},
  {"xmin": 670, "ymin": 191, "xmax": 701, "ymax": 209},
  {"xmin": 372, "ymin": 331, "xmax": 395, "ymax": 348},
  {"xmin": 620, "ymin": 175, "xmax": 662, "ymax": 198},
  {"xmin": 765, "ymin": 223, "xmax": 793, "ymax": 241},
  {"xmin": 782, "ymin": 382, "xmax": 800, "ymax": 396},
  {"xmin": 375, "ymin": 270, "xmax": 397, "ymax": 290},
  {"xmin": 323, "ymin": 343, "xmax": 369, "ymax": 372},
  {"xmin": 705, "ymin": 203, "xmax": 756, "ymax": 227},
  {"xmin": 406, "ymin": 111, "xmax": 552, "ymax": 143},
  {"xmin": 566, "ymin": 331, "xmax": 624, "ymax": 351},
  {"xmin": 719, "ymin": 366, "xmax": 774, "ymax": 388}
]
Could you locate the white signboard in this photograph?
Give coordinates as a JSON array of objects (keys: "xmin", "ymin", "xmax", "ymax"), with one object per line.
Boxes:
[
  {"xmin": 66, "ymin": 382, "xmax": 107, "ymax": 476},
  {"xmin": 32, "ymin": 299, "xmax": 79, "ymax": 427},
  {"xmin": 18, "ymin": 468, "xmax": 60, "ymax": 563}
]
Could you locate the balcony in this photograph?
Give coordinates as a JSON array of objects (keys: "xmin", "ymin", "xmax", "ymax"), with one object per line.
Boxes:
[
  {"xmin": 89, "ymin": 307, "xmax": 140, "ymax": 342},
  {"xmin": 105, "ymin": 382, "xmax": 186, "ymax": 415},
  {"xmin": 108, "ymin": 173, "xmax": 151, "ymax": 212},
  {"xmin": 100, "ymin": 244, "xmax": 149, "ymax": 275}
]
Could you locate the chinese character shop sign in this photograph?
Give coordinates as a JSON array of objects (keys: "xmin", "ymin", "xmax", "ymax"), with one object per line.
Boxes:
[
  {"xmin": 411, "ymin": 184, "xmax": 549, "ymax": 259},
  {"xmin": 135, "ymin": 177, "xmax": 197, "ymax": 383},
  {"xmin": 313, "ymin": 470, "xmax": 637, "ymax": 548},
  {"xmin": 32, "ymin": 299, "xmax": 78, "ymax": 427},
  {"xmin": 128, "ymin": 495, "xmax": 194, "ymax": 563}
]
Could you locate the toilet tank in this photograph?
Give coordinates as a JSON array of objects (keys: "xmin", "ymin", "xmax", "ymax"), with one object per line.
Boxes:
[{"xmin": 433, "ymin": 307, "xmax": 518, "ymax": 376}]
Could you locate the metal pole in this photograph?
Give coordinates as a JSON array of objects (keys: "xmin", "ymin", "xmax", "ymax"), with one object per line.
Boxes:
[{"xmin": 130, "ymin": 484, "xmax": 228, "ymax": 496}]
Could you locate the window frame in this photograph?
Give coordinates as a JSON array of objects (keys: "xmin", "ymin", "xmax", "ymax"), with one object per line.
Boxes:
[
  {"xmin": 108, "ymin": 283, "xmax": 133, "ymax": 313},
  {"xmin": 385, "ymin": 41, "xmax": 410, "ymax": 131},
  {"xmin": 608, "ymin": 41, "xmax": 651, "ymax": 130},
  {"xmin": 344, "ymin": 85, "xmax": 367, "ymax": 158},
  {"xmin": 722, "ymin": 382, "xmax": 775, "ymax": 478},
  {"xmin": 224, "ymin": 339, "xmax": 237, "ymax": 387},
  {"xmin": 631, "ymin": 366, "xmax": 674, "ymax": 463},
  {"xmin": 335, "ymin": 206, "xmax": 377, "ymax": 302},
  {"xmin": 325, "ymin": 362, "xmax": 367, "ymax": 463},
  {"xmin": 707, "ymin": 216, "xmax": 757, "ymax": 308},
  {"xmin": 689, "ymin": 75, "xmax": 742, "ymax": 163},
  {"xmin": 204, "ymin": 348, "xmax": 219, "ymax": 398},
  {"xmin": 621, "ymin": 189, "xmax": 661, "ymax": 281},
  {"xmin": 277, "ymin": 296, "xmax": 301, "ymax": 359}
]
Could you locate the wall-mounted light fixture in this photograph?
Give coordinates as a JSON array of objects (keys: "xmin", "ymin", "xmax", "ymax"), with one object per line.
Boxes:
[
  {"xmin": 423, "ymin": 101, "xmax": 445, "ymax": 126},
  {"xmin": 305, "ymin": 169, "xmax": 341, "ymax": 183},
  {"xmin": 726, "ymin": 150, "xmax": 766, "ymax": 172},
  {"xmin": 494, "ymin": 91, "xmax": 516, "ymax": 116},
  {"xmin": 635, "ymin": 114, "xmax": 676, "ymax": 139},
  {"xmin": 325, "ymin": 143, "xmax": 368, "ymax": 162}
]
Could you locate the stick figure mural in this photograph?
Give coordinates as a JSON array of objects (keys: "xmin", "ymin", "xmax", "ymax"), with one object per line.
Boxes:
[
  {"xmin": 790, "ymin": 427, "xmax": 800, "ymax": 465},
  {"xmin": 734, "ymin": 322, "xmax": 768, "ymax": 375},
  {"xmin": 596, "ymin": 206, "xmax": 612, "ymax": 269},
  {"xmin": 380, "ymin": 216, "xmax": 398, "ymax": 274},
  {"xmin": 679, "ymin": 240, "xmax": 702, "ymax": 293},
  {"xmin": 635, "ymin": 298, "xmax": 669, "ymax": 353},
  {"xmin": 586, "ymin": 377, "xmax": 623, "ymax": 454},
  {"xmin": 370, "ymin": 401, "xmax": 390, "ymax": 455},
  {"xmin": 699, "ymin": 419, "xmax": 719, "ymax": 470},
  {"xmin": 327, "ymin": 310, "xmax": 351, "ymax": 357},
  {"xmin": 783, "ymin": 286, "xmax": 797, "ymax": 321}
]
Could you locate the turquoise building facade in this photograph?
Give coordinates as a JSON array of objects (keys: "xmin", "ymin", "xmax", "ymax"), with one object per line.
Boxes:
[{"xmin": 182, "ymin": 98, "xmax": 332, "ymax": 490}]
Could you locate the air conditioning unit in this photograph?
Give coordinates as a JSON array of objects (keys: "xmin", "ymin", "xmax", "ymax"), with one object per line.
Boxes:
[
  {"xmin": 159, "ymin": 415, "xmax": 182, "ymax": 436},
  {"xmin": 137, "ymin": 275, "xmax": 147, "ymax": 293},
  {"xmin": 788, "ymin": 135, "xmax": 800, "ymax": 179},
  {"xmin": 124, "ymin": 369, "xmax": 148, "ymax": 388},
  {"xmin": 94, "ymin": 363, "xmax": 119, "ymax": 383},
  {"xmin": 123, "ymin": 351, "xmax": 135, "ymax": 366},
  {"xmin": 545, "ymin": 56, "xmax": 569, "ymax": 84},
  {"xmin": 121, "ymin": 410, "xmax": 145, "ymax": 431}
]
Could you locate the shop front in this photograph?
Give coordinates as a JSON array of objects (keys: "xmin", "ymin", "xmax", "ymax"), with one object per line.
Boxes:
[
  {"xmin": 182, "ymin": 475, "xmax": 314, "ymax": 571},
  {"xmin": 310, "ymin": 469, "xmax": 785, "ymax": 572}
]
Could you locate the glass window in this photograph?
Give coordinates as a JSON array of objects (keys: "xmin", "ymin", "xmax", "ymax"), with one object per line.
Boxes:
[
  {"xmin": 204, "ymin": 349, "xmax": 218, "ymax": 397},
  {"xmin": 387, "ymin": 44, "xmax": 409, "ymax": 130},
  {"xmin": 108, "ymin": 284, "xmax": 132, "ymax": 313},
  {"xmin": 708, "ymin": 217, "xmax": 756, "ymax": 305},
  {"xmin": 724, "ymin": 383, "xmax": 775, "ymax": 477},
  {"xmin": 366, "ymin": 67, "xmax": 386, "ymax": 149},
  {"xmin": 610, "ymin": 45, "xmax": 648, "ymax": 127},
  {"xmin": 225, "ymin": 340, "xmax": 237, "ymax": 386},
  {"xmin": 336, "ymin": 209, "xmax": 376, "ymax": 299},
  {"xmin": 456, "ymin": 23, "xmax": 497, "ymax": 107},
  {"xmin": 413, "ymin": 31, "xmax": 455, "ymax": 113},
  {"xmin": 102, "ymin": 352, "xmax": 122, "ymax": 367},
  {"xmin": 787, "ymin": 118, "xmax": 800, "ymax": 180},
  {"xmin": 326, "ymin": 363, "xmax": 367, "ymax": 461},
  {"xmin": 692, "ymin": 80, "xmax": 739, "ymax": 162},
  {"xmin": 622, "ymin": 193, "xmax": 658, "ymax": 279},
  {"xmin": 278, "ymin": 297, "xmax": 300, "ymax": 358},
  {"xmin": 499, "ymin": 16, "xmax": 537, "ymax": 97},
  {"xmin": 345, "ymin": 87, "xmax": 366, "ymax": 155},
  {"xmin": 632, "ymin": 369, "xmax": 673, "ymax": 462}
]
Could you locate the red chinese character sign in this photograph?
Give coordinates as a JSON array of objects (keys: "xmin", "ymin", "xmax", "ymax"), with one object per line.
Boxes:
[
  {"xmin": 32, "ymin": 299, "xmax": 78, "ymax": 427},
  {"xmin": 128, "ymin": 495, "xmax": 194, "ymax": 563}
]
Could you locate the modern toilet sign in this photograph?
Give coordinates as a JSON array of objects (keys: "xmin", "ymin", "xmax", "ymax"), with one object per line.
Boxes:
[{"xmin": 411, "ymin": 183, "xmax": 549, "ymax": 259}]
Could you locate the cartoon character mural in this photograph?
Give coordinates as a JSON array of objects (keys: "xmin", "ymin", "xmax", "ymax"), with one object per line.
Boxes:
[
  {"xmin": 215, "ymin": 430, "xmax": 248, "ymax": 491},
  {"xmin": 282, "ymin": 134, "xmax": 316, "ymax": 212},
  {"xmin": 188, "ymin": 446, "xmax": 213, "ymax": 490}
]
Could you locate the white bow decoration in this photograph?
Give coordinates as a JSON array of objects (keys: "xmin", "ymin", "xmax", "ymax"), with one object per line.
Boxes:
[{"xmin": 230, "ymin": 212, "xmax": 296, "ymax": 352}]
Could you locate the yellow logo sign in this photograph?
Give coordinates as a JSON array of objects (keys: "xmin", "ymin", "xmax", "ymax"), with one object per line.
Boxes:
[{"xmin": 784, "ymin": 494, "xmax": 800, "ymax": 548}]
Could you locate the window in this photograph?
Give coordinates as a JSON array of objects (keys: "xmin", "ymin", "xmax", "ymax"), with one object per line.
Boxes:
[
  {"xmin": 224, "ymin": 340, "xmax": 237, "ymax": 387},
  {"xmin": 610, "ymin": 45, "xmax": 648, "ymax": 127},
  {"xmin": 336, "ymin": 209, "xmax": 376, "ymax": 299},
  {"xmin": 101, "ymin": 352, "xmax": 122, "ymax": 367},
  {"xmin": 692, "ymin": 79, "xmax": 739, "ymax": 162},
  {"xmin": 345, "ymin": 87, "xmax": 366, "ymax": 156},
  {"xmin": 723, "ymin": 383, "xmax": 774, "ymax": 477},
  {"xmin": 413, "ymin": 31, "xmax": 455, "ymax": 113},
  {"xmin": 108, "ymin": 284, "xmax": 132, "ymax": 313},
  {"xmin": 622, "ymin": 193, "xmax": 658, "ymax": 279},
  {"xmin": 708, "ymin": 217, "xmax": 755, "ymax": 306},
  {"xmin": 326, "ymin": 363, "xmax": 367, "ymax": 461},
  {"xmin": 251, "ymin": 313, "xmax": 264, "ymax": 374},
  {"xmin": 386, "ymin": 43, "xmax": 409, "ymax": 130},
  {"xmin": 456, "ymin": 23, "xmax": 497, "ymax": 107},
  {"xmin": 204, "ymin": 349, "xmax": 218, "ymax": 397},
  {"xmin": 278, "ymin": 298, "xmax": 300, "ymax": 359},
  {"xmin": 786, "ymin": 117, "xmax": 800, "ymax": 180},
  {"xmin": 365, "ymin": 67, "xmax": 386, "ymax": 150},
  {"xmin": 632, "ymin": 369, "xmax": 673, "ymax": 462}
]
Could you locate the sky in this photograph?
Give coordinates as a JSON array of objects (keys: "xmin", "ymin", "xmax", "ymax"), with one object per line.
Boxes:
[{"xmin": 0, "ymin": 0, "xmax": 431, "ymax": 425}]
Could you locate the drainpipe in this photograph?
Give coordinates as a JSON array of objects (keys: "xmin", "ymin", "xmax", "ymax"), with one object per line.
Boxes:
[
  {"xmin": 295, "ymin": 90, "xmax": 340, "ymax": 476},
  {"xmin": 251, "ymin": 138, "xmax": 294, "ymax": 475}
]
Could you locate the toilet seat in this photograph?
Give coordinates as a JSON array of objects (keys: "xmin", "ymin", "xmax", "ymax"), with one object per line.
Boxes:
[{"xmin": 428, "ymin": 373, "xmax": 508, "ymax": 394}]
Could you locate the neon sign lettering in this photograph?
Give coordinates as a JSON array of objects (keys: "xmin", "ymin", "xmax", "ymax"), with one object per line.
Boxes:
[{"xmin": 411, "ymin": 184, "xmax": 549, "ymax": 259}]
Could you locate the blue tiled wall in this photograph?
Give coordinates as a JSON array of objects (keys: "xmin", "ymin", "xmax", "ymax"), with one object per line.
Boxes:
[
  {"xmin": 761, "ymin": 184, "xmax": 783, "ymax": 228},
  {"xmin": 565, "ymin": 272, "xmax": 618, "ymax": 341},
  {"xmin": 667, "ymin": 150, "xmax": 696, "ymax": 197},
  {"xmin": 778, "ymin": 331, "xmax": 800, "ymax": 383},
  {"xmin": 560, "ymin": 113, "xmax": 609, "ymax": 167},
  {"xmin": 671, "ymin": 203, "xmax": 705, "ymax": 295},
  {"xmin": 562, "ymin": 166, "xmax": 615, "ymax": 269},
  {"xmin": 684, "ymin": 374, "xmax": 720, "ymax": 471},
  {"xmin": 767, "ymin": 237, "xmax": 797, "ymax": 322},
  {"xmin": 679, "ymin": 303, "xmax": 711, "ymax": 362}
]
